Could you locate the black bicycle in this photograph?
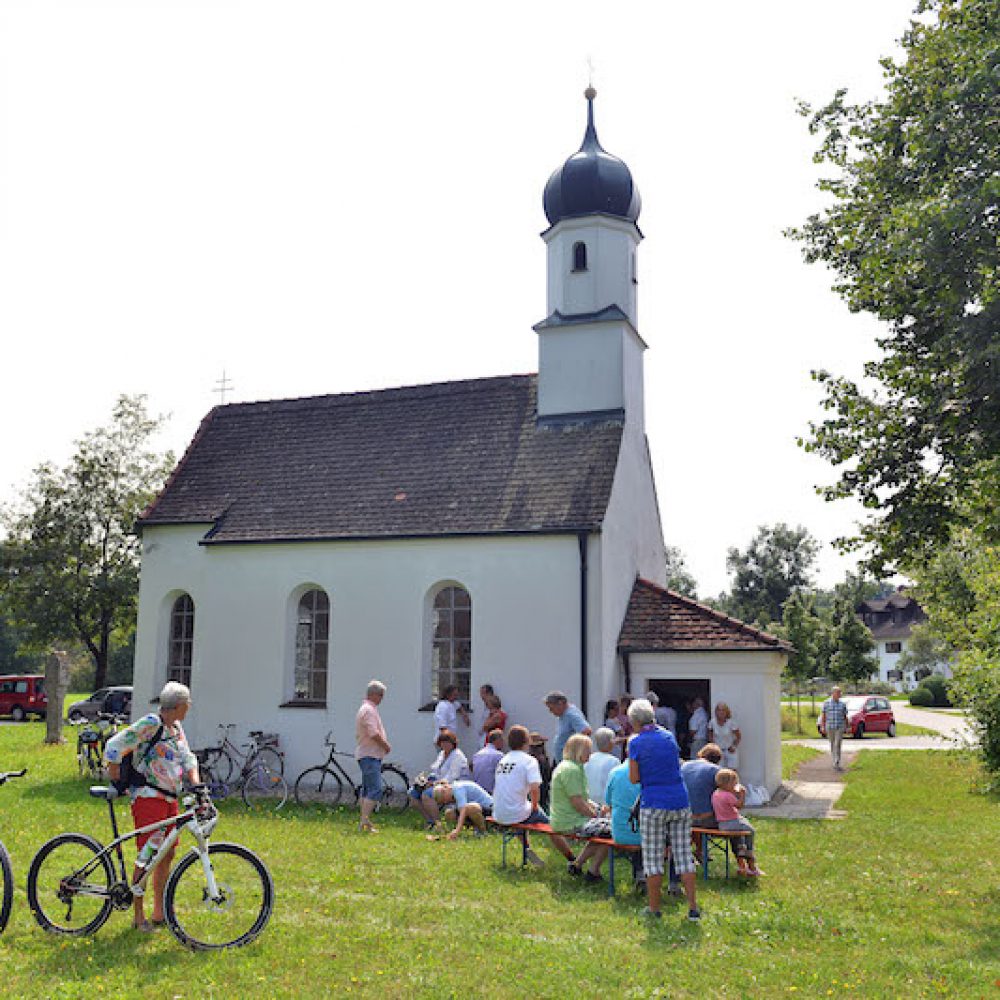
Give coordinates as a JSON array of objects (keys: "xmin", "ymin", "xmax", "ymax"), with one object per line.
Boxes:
[
  {"xmin": 73, "ymin": 713, "xmax": 127, "ymax": 779},
  {"xmin": 0, "ymin": 769, "xmax": 27, "ymax": 935},
  {"xmin": 293, "ymin": 734, "xmax": 409, "ymax": 811}
]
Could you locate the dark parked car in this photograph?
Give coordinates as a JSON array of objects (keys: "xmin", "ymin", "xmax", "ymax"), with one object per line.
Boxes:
[
  {"xmin": 0, "ymin": 675, "xmax": 48, "ymax": 721},
  {"xmin": 67, "ymin": 686, "xmax": 132, "ymax": 723},
  {"xmin": 818, "ymin": 695, "xmax": 896, "ymax": 739}
]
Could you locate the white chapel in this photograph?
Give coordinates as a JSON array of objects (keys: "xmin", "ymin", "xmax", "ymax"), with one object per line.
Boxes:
[{"xmin": 132, "ymin": 90, "xmax": 788, "ymax": 792}]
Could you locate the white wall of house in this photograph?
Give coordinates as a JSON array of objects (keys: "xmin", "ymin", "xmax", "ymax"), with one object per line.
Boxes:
[
  {"xmin": 134, "ymin": 525, "xmax": 594, "ymax": 781},
  {"xmin": 625, "ymin": 649, "xmax": 785, "ymax": 794}
]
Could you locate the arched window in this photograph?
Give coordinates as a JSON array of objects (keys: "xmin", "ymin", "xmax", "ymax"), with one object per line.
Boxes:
[
  {"xmin": 294, "ymin": 589, "xmax": 329, "ymax": 703},
  {"xmin": 431, "ymin": 585, "xmax": 471, "ymax": 702},
  {"xmin": 572, "ymin": 241, "xmax": 588, "ymax": 272},
  {"xmin": 167, "ymin": 594, "xmax": 194, "ymax": 687}
]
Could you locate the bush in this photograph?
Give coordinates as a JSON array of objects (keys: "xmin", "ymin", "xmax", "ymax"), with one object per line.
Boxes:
[
  {"xmin": 909, "ymin": 686, "xmax": 934, "ymax": 707},
  {"xmin": 918, "ymin": 673, "xmax": 952, "ymax": 707}
]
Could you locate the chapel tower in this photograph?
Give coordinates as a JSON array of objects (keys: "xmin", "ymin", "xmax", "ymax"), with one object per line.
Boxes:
[{"xmin": 536, "ymin": 88, "xmax": 646, "ymax": 428}]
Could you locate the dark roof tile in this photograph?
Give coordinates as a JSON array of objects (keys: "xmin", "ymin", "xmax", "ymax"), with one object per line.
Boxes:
[
  {"xmin": 140, "ymin": 374, "xmax": 623, "ymax": 543},
  {"xmin": 618, "ymin": 578, "xmax": 791, "ymax": 652}
]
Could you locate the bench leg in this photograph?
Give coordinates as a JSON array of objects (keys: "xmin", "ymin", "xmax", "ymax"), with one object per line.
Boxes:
[
  {"xmin": 702, "ymin": 832, "xmax": 709, "ymax": 882},
  {"xmin": 521, "ymin": 829, "xmax": 528, "ymax": 867},
  {"xmin": 608, "ymin": 848, "xmax": 615, "ymax": 898},
  {"xmin": 501, "ymin": 829, "xmax": 508, "ymax": 868}
]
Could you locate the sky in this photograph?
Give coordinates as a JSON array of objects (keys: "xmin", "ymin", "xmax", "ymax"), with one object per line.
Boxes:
[{"xmin": 0, "ymin": 0, "xmax": 921, "ymax": 597}]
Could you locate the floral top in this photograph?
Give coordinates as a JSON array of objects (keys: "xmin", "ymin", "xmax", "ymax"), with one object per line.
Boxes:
[{"xmin": 104, "ymin": 712, "xmax": 198, "ymax": 800}]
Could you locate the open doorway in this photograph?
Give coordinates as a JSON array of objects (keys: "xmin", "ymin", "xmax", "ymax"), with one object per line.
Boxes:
[{"xmin": 647, "ymin": 678, "xmax": 710, "ymax": 760}]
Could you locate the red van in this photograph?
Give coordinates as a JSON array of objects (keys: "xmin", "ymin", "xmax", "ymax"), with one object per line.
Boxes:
[{"xmin": 0, "ymin": 675, "xmax": 48, "ymax": 721}]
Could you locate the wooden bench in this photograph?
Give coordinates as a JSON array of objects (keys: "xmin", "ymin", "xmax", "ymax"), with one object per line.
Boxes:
[{"xmin": 489, "ymin": 818, "xmax": 746, "ymax": 889}]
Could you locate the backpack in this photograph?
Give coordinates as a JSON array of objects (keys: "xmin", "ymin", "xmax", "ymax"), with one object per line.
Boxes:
[{"xmin": 112, "ymin": 723, "xmax": 176, "ymax": 799}]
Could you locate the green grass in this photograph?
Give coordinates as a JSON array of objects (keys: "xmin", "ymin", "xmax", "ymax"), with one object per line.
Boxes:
[
  {"xmin": 1, "ymin": 721, "xmax": 997, "ymax": 998},
  {"xmin": 780, "ymin": 744, "xmax": 821, "ymax": 780}
]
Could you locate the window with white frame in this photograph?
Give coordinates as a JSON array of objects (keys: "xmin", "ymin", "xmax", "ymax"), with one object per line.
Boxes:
[
  {"xmin": 885, "ymin": 641, "xmax": 902, "ymax": 654},
  {"xmin": 294, "ymin": 589, "xmax": 329, "ymax": 703},
  {"xmin": 430, "ymin": 585, "xmax": 471, "ymax": 703},
  {"xmin": 167, "ymin": 594, "xmax": 195, "ymax": 687}
]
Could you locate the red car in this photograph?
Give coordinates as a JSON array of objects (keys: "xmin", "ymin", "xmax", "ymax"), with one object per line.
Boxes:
[
  {"xmin": 0, "ymin": 675, "xmax": 48, "ymax": 721},
  {"xmin": 818, "ymin": 695, "xmax": 896, "ymax": 739}
]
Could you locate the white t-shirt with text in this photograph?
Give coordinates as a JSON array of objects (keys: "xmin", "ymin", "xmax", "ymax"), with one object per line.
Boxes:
[{"xmin": 492, "ymin": 750, "xmax": 543, "ymax": 825}]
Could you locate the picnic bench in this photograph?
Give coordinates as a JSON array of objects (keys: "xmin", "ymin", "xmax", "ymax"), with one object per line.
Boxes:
[{"xmin": 488, "ymin": 818, "xmax": 745, "ymax": 893}]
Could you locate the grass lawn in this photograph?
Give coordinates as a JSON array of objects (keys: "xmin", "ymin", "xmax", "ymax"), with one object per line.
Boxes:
[{"xmin": 1, "ymin": 721, "xmax": 997, "ymax": 998}]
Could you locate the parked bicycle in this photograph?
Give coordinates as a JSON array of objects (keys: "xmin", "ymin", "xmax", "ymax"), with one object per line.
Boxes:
[
  {"xmin": 27, "ymin": 783, "xmax": 273, "ymax": 951},
  {"xmin": 196, "ymin": 725, "xmax": 288, "ymax": 810},
  {"xmin": 293, "ymin": 733, "xmax": 409, "ymax": 811},
  {"xmin": 0, "ymin": 769, "xmax": 27, "ymax": 935},
  {"xmin": 73, "ymin": 713, "xmax": 127, "ymax": 779}
]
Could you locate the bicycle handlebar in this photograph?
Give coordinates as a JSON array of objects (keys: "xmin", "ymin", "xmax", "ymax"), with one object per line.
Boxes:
[{"xmin": 0, "ymin": 768, "xmax": 27, "ymax": 785}]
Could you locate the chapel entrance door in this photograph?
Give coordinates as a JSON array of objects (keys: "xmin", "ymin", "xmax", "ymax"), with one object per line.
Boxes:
[{"xmin": 646, "ymin": 678, "xmax": 711, "ymax": 760}]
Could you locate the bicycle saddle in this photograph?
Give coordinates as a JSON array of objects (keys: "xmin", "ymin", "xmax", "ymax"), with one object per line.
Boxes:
[{"xmin": 89, "ymin": 786, "xmax": 119, "ymax": 800}]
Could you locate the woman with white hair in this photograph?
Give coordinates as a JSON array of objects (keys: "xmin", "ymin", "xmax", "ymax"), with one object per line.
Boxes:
[
  {"xmin": 627, "ymin": 697, "xmax": 700, "ymax": 922},
  {"xmin": 104, "ymin": 680, "xmax": 200, "ymax": 932}
]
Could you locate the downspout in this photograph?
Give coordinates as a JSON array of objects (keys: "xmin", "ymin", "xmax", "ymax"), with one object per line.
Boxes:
[
  {"xmin": 578, "ymin": 531, "xmax": 589, "ymax": 719},
  {"xmin": 622, "ymin": 650, "xmax": 631, "ymax": 695}
]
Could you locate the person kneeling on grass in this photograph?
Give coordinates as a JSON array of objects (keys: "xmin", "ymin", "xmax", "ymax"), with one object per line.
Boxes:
[
  {"xmin": 103, "ymin": 681, "xmax": 201, "ymax": 933},
  {"xmin": 711, "ymin": 768, "xmax": 763, "ymax": 876},
  {"xmin": 550, "ymin": 733, "xmax": 609, "ymax": 883},
  {"xmin": 433, "ymin": 780, "xmax": 493, "ymax": 839},
  {"xmin": 408, "ymin": 729, "xmax": 470, "ymax": 828}
]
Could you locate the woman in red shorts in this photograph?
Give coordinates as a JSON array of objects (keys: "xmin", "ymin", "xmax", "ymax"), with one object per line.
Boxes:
[{"xmin": 104, "ymin": 681, "xmax": 200, "ymax": 932}]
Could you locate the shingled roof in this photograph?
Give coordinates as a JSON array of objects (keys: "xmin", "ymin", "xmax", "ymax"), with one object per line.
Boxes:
[
  {"xmin": 139, "ymin": 374, "xmax": 624, "ymax": 544},
  {"xmin": 618, "ymin": 578, "xmax": 791, "ymax": 653}
]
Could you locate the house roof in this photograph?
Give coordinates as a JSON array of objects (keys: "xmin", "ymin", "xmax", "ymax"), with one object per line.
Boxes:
[
  {"xmin": 617, "ymin": 578, "xmax": 792, "ymax": 653},
  {"xmin": 139, "ymin": 374, "xmax": 624, "ymax": 544}
]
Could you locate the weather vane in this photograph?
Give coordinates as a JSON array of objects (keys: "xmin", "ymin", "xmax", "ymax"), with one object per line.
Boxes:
[{"xmin": 214, "ymin": 368, "xmax": 234, "ymax": 404}]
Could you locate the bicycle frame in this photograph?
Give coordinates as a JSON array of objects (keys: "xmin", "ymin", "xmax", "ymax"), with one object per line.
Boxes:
[{"xmin": 68, "ymin": 796, "xmax": 220, "ymax": 905}]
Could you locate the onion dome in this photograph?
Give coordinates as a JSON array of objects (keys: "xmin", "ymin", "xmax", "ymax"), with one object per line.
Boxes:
[{"xmin": 543, "ymin": 87, "xmax": 641, "ymax": 227}]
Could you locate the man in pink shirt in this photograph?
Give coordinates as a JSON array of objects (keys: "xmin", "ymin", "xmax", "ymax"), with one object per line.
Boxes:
[{"xmin": 356, "ymin": 680, "xmax": 391, "ymax": 833}]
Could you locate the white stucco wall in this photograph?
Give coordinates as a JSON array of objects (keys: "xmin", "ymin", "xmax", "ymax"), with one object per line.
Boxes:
[
  {"xmin": 626, "ymin": 650, "xmax": 785, "ymax": 794},
  {"xmin": 134, "ymin": 526, "xmax": 589, "ymax": 781},
  {"xmin": 594, "ymin": 428, "xmax": 667, "ymax": 713},
  {"xmin": 544, "ymin": 216, "xmax": 641, "ymax": 326}
]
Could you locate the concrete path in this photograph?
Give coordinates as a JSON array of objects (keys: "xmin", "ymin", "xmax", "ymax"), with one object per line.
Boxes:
[{"xmin": 745, "ymin": 751, "xmax": 855, "ymax": 821}]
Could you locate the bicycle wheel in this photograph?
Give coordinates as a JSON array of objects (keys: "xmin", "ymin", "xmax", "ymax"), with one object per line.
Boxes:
[
  {"xmin": 164, "ymin": 842, "xmax": 273, "ymax": 951},
  {"xmin": 241, "ymin": 765, "xmax": 288, "ymax": 810},
  {"xmin": 251, "ymin": 746, "xmax": 284, "ymax": 776},
  {"xmin": 379, "ymin": 765, "xmax": 411, "ymax": 813},
  {"xmin": 201, "ymin": 748, "xmax": 235, "ymax": 784},
  {"xmin": 293, "ymin": 766, "xmax": 346, "ymax": 807},
  {"xmin": 0, "ymin": 840, "xmax": 12, "ymax": 935},
  {"xmin": 26, "ymin": 833, "xmax": 114, "ymax": 936}
]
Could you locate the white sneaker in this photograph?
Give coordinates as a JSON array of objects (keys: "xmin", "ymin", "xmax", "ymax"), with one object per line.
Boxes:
[{"xmin": 524, "ymin": 848, "xmax": 545, "ymax": 868}]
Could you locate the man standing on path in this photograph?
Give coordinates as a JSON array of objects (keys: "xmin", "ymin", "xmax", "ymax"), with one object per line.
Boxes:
[
  {"xmin": 820, "ymin": 686, "xmax": 849, "ymax": 771},
  {"xmin": 356, "ymin": 680, "xmax": 391, "ymax": 833},
  {"xmin": 544, "ymin": 690, "xmax": 592, "ymax": 764}
]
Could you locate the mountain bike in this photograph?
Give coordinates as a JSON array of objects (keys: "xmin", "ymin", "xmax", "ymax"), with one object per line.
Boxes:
[
  {"xmin": 26, "ymin": 784, "xmax": 273, "ymax": 951},
  {"xmin": 0, "ymin": 769, "xmax": 27, "ymax": 935},
  {"xmin": 293, "ymin": 734, "xmax": 409, "ymax": 811}
]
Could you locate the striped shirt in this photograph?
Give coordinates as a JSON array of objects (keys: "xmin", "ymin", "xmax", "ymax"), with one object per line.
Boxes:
[{"xmin": 822, "ymin": 698, "xmax": 849, "ymax": 730}]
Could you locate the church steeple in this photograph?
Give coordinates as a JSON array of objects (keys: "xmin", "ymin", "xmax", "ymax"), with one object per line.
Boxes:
[{"xmin": 535, "ymin": 89, "xmax": 646, "ymax": 427}]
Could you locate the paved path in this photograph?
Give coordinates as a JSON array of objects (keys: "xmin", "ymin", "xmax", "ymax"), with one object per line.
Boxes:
[{"xmin": 748, "ymin": 707, "xmax": 974, "ymax": 821}]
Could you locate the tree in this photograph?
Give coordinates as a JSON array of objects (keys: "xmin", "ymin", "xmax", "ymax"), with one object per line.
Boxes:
[
  {"xmin": 909, "ymin": 534, "xmax": 1000, "ymax": 780},
  {"xmin": 777, "ymin": 590, "xmax": 823, "ymax": 732},
  {"xmin": 1, "ymin": 396, "xmax": 173, "ymax": 691},
  {"xmin": 724, "ymin": 523, "xmax": 819, "ymax": 625},
  {"xmin": 790, "ymin": 0, "xmax": 1000, "ymax": 573},
  {"xmin": 829, "ymin": 598, "xmax": 878, "ymax": 685},
  {"xmin": 664, "ymin": 544, "xmax": 698, "ymax": 598},
  {"xmin": 898, "ymin": 621, "xmax": 954, "ymax": 677}
]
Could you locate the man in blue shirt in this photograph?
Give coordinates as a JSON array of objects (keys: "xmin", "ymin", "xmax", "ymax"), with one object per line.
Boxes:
[
  {"xmin": 471, "ymin": 729, "xmax": 505, "ymax": 794},
  {"xmin": 680, "ymin": 743, "xmax": 723, "ymax": 828},
  {"xmin": 433, "ymin": 779, "xmax": 494, "ymax": 839},
  {"xmin": 544, "ymin": 690, "xmax": 592, "ymax": 764}
]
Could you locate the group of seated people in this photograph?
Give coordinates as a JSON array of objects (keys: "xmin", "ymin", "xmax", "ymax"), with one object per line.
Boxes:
[{"xmin": 406, "ymin": 719, "xmax": 762, "ymax": 883}]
